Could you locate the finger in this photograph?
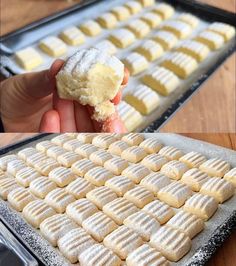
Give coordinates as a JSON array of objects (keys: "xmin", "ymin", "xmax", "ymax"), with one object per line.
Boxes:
[
  {"xmin": 6, "ymin": 59, "xmax": 65, "ymax": 100},
  {"xmin": 102, "ymin": 112, "xmax": 127, "ymax": 133},
  {"xmin": 53, "ymin": 90, "xmax": 77, "ymax": 132},
  {"xmin": 74, "ymin": 102, "xmax": 95, "ymax": 132},
  {"xmin": 122, "ymin": 68, "xmax": 130, "ymax": 86},
  {"xmin": 39, "ymin": 110, "xmax": 60, "ymax": 133},
  {"xmin": 111, "ymin": 68, "xmax": 130, "ymax": 105},
  {"xmin": 111, "ymin": 91, "xmax": 122, "ymax": 105},
  {"xmin": 49, "ymin": 59, "xmax": 65, "ymax": 81}
]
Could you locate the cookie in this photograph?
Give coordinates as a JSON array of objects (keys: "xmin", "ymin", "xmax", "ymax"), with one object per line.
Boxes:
[
  {"xmin": 177, "ymin": 13, "xmax": 199, "ymax": 28},
  {"xmin": 183, "ymin": 193, "xmax": 218, "ymax": 221},
  {"xmin": 62, "ymin": 139, "xmax": 83, "ymax": 151},
  {"xmin": 135, "ymin": 40, "xmax": 164, "ymax": 61},
  {"xmin": 160, "ymin": 160, "xmax": 189, "ymax": 180},
  {"xmin": 124, "ymin": 210, "xmax": 160, "ymax": 241},
  {"xmin": 122, "ymin": 164, "xmax": 150, "ymax": 183},
  {"xmin": 142, "ymin": 199, "xmax": 174, "ymax": 224},
  {"xmin": 138, "ymin": 0, "xmax": 155, "ymax": 7},
  {"xmin": 181, "ymin": 168, "xmax": 209, "ymax": 192},
  {"xmin": 0, "ymin": 178, "xmax": 19, "ymax": 200},
  {"xmin": 29, "ymin": 176, "xmax": 57, "ymax": 199},
  {"xmin": 199, "ymin": 158, "xmax": 230, "ymax": 177},
  {"xmin": 124, "ymin": 1, "xmax": 142, "ymax": 15},
  {"xmin": 97, "ymin": 13, "xmax": 118, "ymax": 29},
  {"xmin": 71, "ymin": 158, "xmax": 96, "ymax": 177},
  {"xmin": 158, "ymin": 181, "xmax": 192, "ymax": 208},
  {"xmin": 140, "ymin": 172, "xmax": 171, "ymax": 195},
  {"xmin": 224, "ymin": 168, "xmax": 236, "ymax": 187},
  {"xmin": 126, "ymin": 244, "xmax": 169, "ymax": 266},
  {"xmin": 0, "ymin": 155, "xmax": 18, "ymax": 171},
  {"xmin": 105, "ymin": 175, "xmax": 135, "ymax": 196},
  {"xmin": 57, "ymin": 151, "xmax": 82, "ymax": 167},
  {"xmin": 39, "ymin": 36, "xmax": 67, "ymax": 57},
  {"xmin": 142, "ymin": 66, "xmax": 180, "ymax": 96},
  {"xmin": 161, "ymin": 20, "xmax": 192, "ymax": 39},
  {"xmin": 152, "ymin": 31, "xmax": 178, "ymax": 50},
  {"xmin": 161, "ymin": 52, "xmax": 198, "ymax": 79},
  {"xmin": 80, "ymin": 20, "xmax": 102, "ymax": 36},
  {"xmin": 140, "ymin": 12, "xmax": 162, "ymax": 29},
  {"xmin": 7, "ymin": 187, "xmax": 35, "ymax": 212},
  {"xmin": 86, "ymin": 186, "xmax": 117, "ymax": 209},
  {"xmin": 141, "ymin": 154, "xmax": 168, "ymax": 172},
  {"xmin": 45, "ymin": 188, "xmax": 75, "ymax": 213},
  {"xmin": 150, "ymin": 226, "xmax": 191, "ymax": 262},
  {"xmin": 109, "ymin": 29, "xmax": 136, "ymax": 48},
  {"xmin": 17, "ymin": 147, "xmax": 37, "ymax": 161},
  {"xmin": 84, "ymin": 166, "xmax": 114, "ymax": 186},
  {"xmin": 152, "ymin": 3, "xmax": 174, "ymax": 19},
  {"xmin": 139, "ymin": 138, "xmax": 163, "ymax": 154},
  {"xmin": 104, "ymin": 157, "xmax": 129, "ymax": 175},
  {"xmin": 48, "ymin": 167, "xmax": 76, "ymax": 187},
  {"xmin": 58, "ymin": 227, "xmax": 95, "ymax": 263},
  {"xmin": 92, "ymin": 135, "xmax": 117, "ymax": 149},
  {"xmin": 179, "ymin": 151, "xmax": 206, "ymax": 168},
  {"xmin": 200, "ymin": 177, "xmax": 234, "ymax": 203},
  {"xmin": 208, "ymin": 22, "xmax": 235, "ymax": 41},
  {"xmin": 34, "ymin": 158, "xmax": 60, "ymax": 176},
  {"xmin": 117, "ymin": 101, "xmax": 143, "ymax": 132},
  {"xmin": 15, "ymin": 47, "xmax": 43, "ymax": 70},
  {"xmin": 122, "ymin": 133, "xmax": 144, "ymax": 146},
  {"xmin": 75, "ymin": 144, "xmax": 99, "ymax": 158},
  {"xmin": 108, "ymin": 140, "xmax": 130, "ymax": 156},
  {"xmin": 59, "ymin": 26, "xmax": 85, "ymax": 46},
  {"xmin": 82, "ymin": 211, "xmax": 118, "ymax": 242},
  {"xmin": 124, "ymin": 186, "xmax": 154, "ymax": 208},
  {"xmin": 103, "ymin": 197, "xmax": 138, "ymax": 225},
  {"xmin": 79, "ymin": 244, "xmax": 121, "ymax": 266},
  {"xmin": 158, "ymin": 146, "xmax": 184, "ymax": 160},
  {"xmin": 40, "ymin": 214, "xmax": 77, "ymax": 246},
  {"xmin": 36, "ymin": 141, "xmax": 56, "ymax": 153},
  {"xmin": 22, "ymin": 200, "xmax": 56, "ymax": 228},
  {"xmin": 94, "ymin": 40, "xmax": 117, "ymax": 55},
  {"xmin": 66, "ymin": 198, "xmax": 98, "ymax": 225},
  {"xmin": 126, "ymin": 19, "xmax": 150, "ymax": 39},
  {"xmin": 195, "ymin": 31, "xmax": 224, "ymax": 50},
  {"xmin": 51, "ymin": 134, "xmax": 74, "ymax": 146},
  {"xmin": 167, "ymin": 210, "xmax": 204, "ymax": 239},
  {"xmin": 103, "ymin": 225, "xmax": 143, "ymax": 260},
  {"xmin": 123, "ymin": 52, "xmax": 149, "ymax": 75},
  {"xmin": 111, "ymin": 6, "xmax": 130, "ymax": 21},
  {"xmin": 77, "ymin": 133, "xmax": 96, "ymax": 143},
  {"xmin": 65, "ymin": 177, "xmax": 94, "ymax": 199},
  {"xmin": 124, "ymin": 85, "xmax": 160, "ymax": 115},
  {"xmin": 6, "ymin": 159, "xmax": 26, "ymax": 176},
  {"xmin": 176, "ymin": 40, "xmax": 210, "ymax": 62},
  {"xmin": 15, "ymin": 167, "xmax": 40, "ymax": 187}
]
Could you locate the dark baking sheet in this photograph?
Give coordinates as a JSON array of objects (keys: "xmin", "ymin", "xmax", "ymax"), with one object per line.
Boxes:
[
  {"xmin": 0, "ymin": 0, "xmax": 235, "ymax": 133},
  {"xmin": 0, "ymin": 133, "xmax": 236, "ymax": 266}
]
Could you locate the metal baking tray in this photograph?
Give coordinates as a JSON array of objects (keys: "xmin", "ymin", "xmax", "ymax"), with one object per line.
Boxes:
[
  {"xmin": 0, "ymin": 0, "xmax": 235, "ymax": 133},
  {"xmin": 0, "ymin": 133, "xmax": 235, "ymax": 266}
]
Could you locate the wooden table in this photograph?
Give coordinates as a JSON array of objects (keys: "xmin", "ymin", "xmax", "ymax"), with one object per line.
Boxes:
[
  {"xmin": 0, "ymin": 0, "xmax": 235, "ymax": 133},
  {"xmin": 0, "ymin": 133, "xmax": 235, "ymax": 266}
]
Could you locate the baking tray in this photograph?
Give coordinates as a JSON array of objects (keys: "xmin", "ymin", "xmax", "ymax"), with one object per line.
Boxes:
[
  {"xmin": 0, "ymin": 133, "xmax": 236, "ymax": 266},
  {"xmin": 0, "ymin": 0, "xmax": 236, "ymax": 133}
]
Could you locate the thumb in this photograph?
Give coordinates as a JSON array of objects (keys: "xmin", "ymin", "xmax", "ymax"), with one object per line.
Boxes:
[{"xmin": 4, "ymin": 59, "xmax": 65, "ymax": 99}]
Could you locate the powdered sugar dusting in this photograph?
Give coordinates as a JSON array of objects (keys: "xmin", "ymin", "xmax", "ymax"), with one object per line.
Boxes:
[{"xmin": 60, "ymin": 48, "xmax": 124, "ymax": 77}]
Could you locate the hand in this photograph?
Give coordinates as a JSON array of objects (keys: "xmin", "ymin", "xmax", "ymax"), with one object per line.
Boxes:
[{"xmin": 0, "ymin": 59, "xmax": 129, "ymax": 133}]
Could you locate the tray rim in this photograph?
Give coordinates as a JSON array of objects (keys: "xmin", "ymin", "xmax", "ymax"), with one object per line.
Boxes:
[{"xmin": 0, "ymin": 133, "xmax": 236, "ymax": 266}]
